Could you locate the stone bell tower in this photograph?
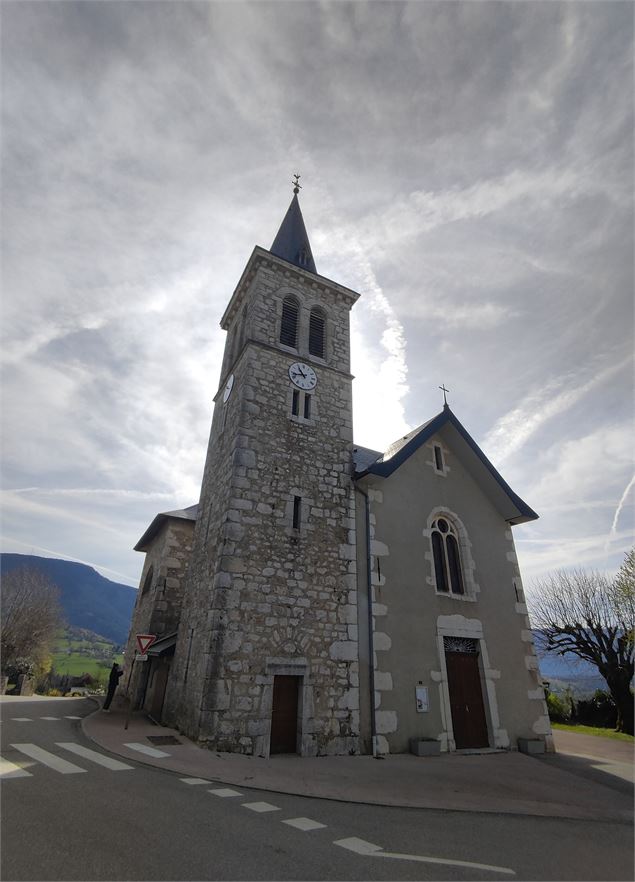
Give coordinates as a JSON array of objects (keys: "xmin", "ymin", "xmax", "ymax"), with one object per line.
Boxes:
[{"xmin": 164, "ymin": 182, "xmax": 361, "ymax": 756}]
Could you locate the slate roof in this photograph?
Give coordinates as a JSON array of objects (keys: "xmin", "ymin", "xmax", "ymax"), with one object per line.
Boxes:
[
  {"xmin": 146, "ymin": 632, "xmax": 178, "ymax": 656},
  {"xmin": 352, "ymin": 445, "xmax": 383, "ymax": 473},
  {"xmin": 355, "ymin": 406, "xmax": 538, "ymax": 526},
  {"xmin": 134, "ymin": 504, "xmax": 198, "ymax": 552},
  {"xmin": 270, "ymin": 193, "xmax": 317, "ymax": 274}
]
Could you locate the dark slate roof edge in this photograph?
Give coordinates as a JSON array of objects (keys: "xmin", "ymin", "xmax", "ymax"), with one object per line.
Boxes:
[
  {"xmin": 356, "ymin": 406, "xmax": 538, "ymax": 522},
  {"xmin": 134, "ymin": 505, "xmax": 198, "ymax": 552}
]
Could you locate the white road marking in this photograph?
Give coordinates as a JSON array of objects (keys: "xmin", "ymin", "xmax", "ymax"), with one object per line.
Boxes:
[
  {"xmin": 334, "ymin": 838, "xmax": 382, "ymax": 856},
  {"xmin": 11, "ymin": 718, "xmax": 32, "ymax": 722},
  {"xmin": 123, "ymin": 742, "xmax": 170, "ymax": 758},
  {"xmin": 10, "ymin": 743, "xmax": 86, "ymax": 775},
  {"xmin": 180, "ymin": 777, "xmax": 210, "ymax": 785},
  {"xmin": 208, "ymin": 788, "xmax": 243, "ymax": 798},
  {"xmin": 56, "ymin": 743, "xmax": 133, "ymax": 771},
  {"xmin": 333, "ymin": 838, "xmax": 516, "ymax": 876},
  {"xmin": 40, "ymin": 716, "xmax": 61, "ymax": 721},
  {"xmin": 64, "ymin": 716, "xmax": 82, "ymax": 720},
  {"xmin": 242, "ymin": 801, "xmax": 280, "ymax": 813},
  {"xmin": 283, "ymin": 817, "xmax": 326, "ymax": 831},
  {"xmin": 0, "ymin": 757, "xmax": 32, "ymax": 779}
]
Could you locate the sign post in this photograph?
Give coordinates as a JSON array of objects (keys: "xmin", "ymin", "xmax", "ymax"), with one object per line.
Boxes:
[{"xmin": 124, "ymin": 635, "xmax": 157, "ymax": 730}]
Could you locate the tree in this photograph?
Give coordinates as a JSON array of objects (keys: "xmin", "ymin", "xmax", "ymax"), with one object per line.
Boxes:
[
  {"xmin": 530, "ymin": 550, "xmax": 634, "ymax": 735},
  {"xmin": 1, "ymin": 566, "xmax": 62, "ymax": 679}
]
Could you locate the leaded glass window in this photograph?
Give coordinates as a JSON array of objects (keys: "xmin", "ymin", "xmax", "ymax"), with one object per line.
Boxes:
[{"xmin": 431, "ymin": 517, "xmax": 465, "ymax": 595}]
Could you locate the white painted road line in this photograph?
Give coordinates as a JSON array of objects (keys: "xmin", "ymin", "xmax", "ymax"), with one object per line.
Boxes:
[
  {"xmin": 208, "ymin": 788, "xmax": 243, "ymax": 798},
  {"xmin": 11, "ymin": 718, "xmax": 32, "ymax": 722},
  {"xmin": 242, "ymin": 801, "xmax": 281, "ymax": 813},
  {"xmin": 334, "ymin": 837, "xmax": 516, "ymax": 876},
  {"xmin": 123, "ymin": 742, "xmax": 170, "ymax": 758},
  {"xmin": 64, "ymin": 716, "xmax": 82, "ymax": 720},
  {"xmin": 180, "ymin": 777, "xmax": 210, "ymax": 785},
  {"xmin": 334, "ymin": 838, "xmax": 382, "ymax": 856},
  {"xmin": 0, "ymin": 758, "xmax": 32, "ymax": 779},
  {"xmin": 10, "ymin": 744, "xmax": 86, "ymax": 775},
  {"xmin": 56, "ymin": 743, "xmax": 134, "ymax": 771},
  {"xmin": 283, "ymin": 817, "xmax": 327, "ymax": 831},
  {"xmin": 40, "ymin": 717, "xmax": 61, "ymax": 721}
]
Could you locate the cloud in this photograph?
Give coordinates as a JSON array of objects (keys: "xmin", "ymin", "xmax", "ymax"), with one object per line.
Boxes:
[
  {"xmin": 482, "ymin": 354, "xmax": 632, "ymax": 465},
  {"xmin": 0, "ymin": 0, "xmax": 632, "ymax": 587}
]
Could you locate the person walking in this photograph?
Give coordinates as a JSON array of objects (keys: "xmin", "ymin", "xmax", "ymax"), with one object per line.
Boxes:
[{"xmin": 103, "ymin": 662, "xmax": 123, "ymax": 711}]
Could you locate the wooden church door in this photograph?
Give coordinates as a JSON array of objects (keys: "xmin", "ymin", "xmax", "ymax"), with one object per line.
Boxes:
[
  {"xmin": 270, "ymin": 675, "xmax": 300, "ymax": 754},
  {"xmin": 445, "ymin": 642, "xmax": 489, "ymax": 749}
]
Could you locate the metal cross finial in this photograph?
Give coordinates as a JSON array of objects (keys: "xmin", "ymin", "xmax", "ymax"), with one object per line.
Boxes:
[
  {"xmin": 439, "ymin": 384, "xmax": 450, "ymax": 407},
  {"xmin": 292, "ymin": 173, "xmax": 302, "ymax": 195}
]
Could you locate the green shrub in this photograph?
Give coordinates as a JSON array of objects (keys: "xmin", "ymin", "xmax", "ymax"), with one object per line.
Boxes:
[{"xmin": 547, "ymin": 691, "xmax": 572, "ymax": 722}]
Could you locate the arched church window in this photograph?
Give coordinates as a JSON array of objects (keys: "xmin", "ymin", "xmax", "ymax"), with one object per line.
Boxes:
[
  {"xmin": 431, "ymin": 517, "xmax": 464, "ymax": 595},
  {"xmin": 308, "ymin": 307, "xmax": 326, "ymax": 358},
  {"xmin": 280, "ymin": 296, "xmax": 299, "ymax": 348},
  {"xmin": 141, "ymin": 565, "xmax": 154, "ymax": 597}
]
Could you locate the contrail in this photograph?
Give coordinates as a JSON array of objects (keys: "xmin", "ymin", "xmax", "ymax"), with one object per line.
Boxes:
[{"xmin": 604, "ymin": 474, "xmax": 635, "ymax": 552}]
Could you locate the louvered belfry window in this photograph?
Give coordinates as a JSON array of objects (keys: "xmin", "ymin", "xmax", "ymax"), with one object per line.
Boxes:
[
  {"xmin": 309, "ymin": 308, "xmax": 325, "ymax": 358},
  {"xmin": 280, "ymin": 296, "xmax": 299, "ymax": 348}
]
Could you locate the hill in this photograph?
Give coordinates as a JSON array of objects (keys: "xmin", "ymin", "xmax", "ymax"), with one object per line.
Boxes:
[
  {"xmin": 0, "ymin": 553, "xmax": 137, "ymax": 646},
  {"xmin": 535, "ymin": 636, "xmax": 605, "ymax": 696}
]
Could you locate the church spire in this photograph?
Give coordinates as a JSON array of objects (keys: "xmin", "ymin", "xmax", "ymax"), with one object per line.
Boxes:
[{"xmin": 270, "ymin": 175, "xmax": 317, "ymax": 274}]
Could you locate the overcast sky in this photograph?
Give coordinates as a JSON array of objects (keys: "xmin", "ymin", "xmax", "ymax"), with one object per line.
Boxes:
[{"xmin": 2, "ymin": 1, "xmax": 633, "ymax": 592}]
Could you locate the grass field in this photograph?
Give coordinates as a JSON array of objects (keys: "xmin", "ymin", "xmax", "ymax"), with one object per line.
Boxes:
[
  {"xmin": 551, "ymin": 722, "xmax": 634, "ymax": 743},
  {"xmin": 51, "ymin": 627, "xmax": 123, "ymax": 679},
  {"xmin": 51, "ymin": 653, "xmax": 123, "ymax": 677}
]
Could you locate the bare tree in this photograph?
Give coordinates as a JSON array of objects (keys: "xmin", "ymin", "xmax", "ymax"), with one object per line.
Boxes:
[
  {"xmin": 1, "ymin": 567, "xmax": 62, "ymax": 675},
  {"xmin": 530, "ymin": 551, "xmax": 634, "ymax": 735}
]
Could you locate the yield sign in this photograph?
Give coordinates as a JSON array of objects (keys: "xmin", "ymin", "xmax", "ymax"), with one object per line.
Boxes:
[{"xmin": 136, "ymin": 634, "xmax": 157, "ymax": 654}]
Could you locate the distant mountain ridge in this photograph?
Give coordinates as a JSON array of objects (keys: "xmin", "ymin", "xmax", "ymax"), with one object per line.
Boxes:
[{"xmin": 0, "ymin": 553, "xmax": 137, "ymax": 645}]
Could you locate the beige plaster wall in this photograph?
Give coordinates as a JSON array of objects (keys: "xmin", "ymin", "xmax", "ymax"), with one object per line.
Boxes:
[{"xmin": 356, "ymin": 425, "xmax": 551, "ymax": 754}]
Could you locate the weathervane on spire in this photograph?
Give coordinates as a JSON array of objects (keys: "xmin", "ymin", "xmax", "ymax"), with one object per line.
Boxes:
[
  {"xmin": 439, "ymin": 384, "xmax": 450, "ymax": 407},
  {"xmin": 292, "ymin": 173, "xmax": 302, "ymax": 195}
]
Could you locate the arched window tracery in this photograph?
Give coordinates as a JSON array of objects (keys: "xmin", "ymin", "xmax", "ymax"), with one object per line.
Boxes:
[{"xmin": 431, "ymin": 517, "xmax": 464, "ymax": 595}]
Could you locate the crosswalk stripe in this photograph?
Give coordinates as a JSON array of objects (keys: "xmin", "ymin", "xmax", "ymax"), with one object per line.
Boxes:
[
  {"xmin": 123, "ymin": 742, "xmax": 170, "ymax": 758},
  {"xmin": 180, "ymin": 777, "xmax": 210, "ymax": 785},
  {"xmin": 10, "ymin": 743, "xmax": 86, "ymax": 774},
  {"xmin": 283, "ymin": 817, "xmax": 327, "ymax": 831},
  {"xmin": 11, "ymin": 718, "xmax": 32, "ymax": 722},
  {"xmin": 208, "ymin": 788, "xmax": 243, "ymax": 798},
  {"xmin": 40, "ymin": 717, "xmax": 61, "ymax": 721},
  {"xmin": 242, "ymin": 801, "xmax": 280, "ymax": 813},
  {"xmin": 56, "ymin": 743, "xmax": 133, "ymax": 771},
  {"xmin": 64, "ymin": 716, "xmax": 82, "ymax": 720},
  {"xmin": 0, "ymin": 757, "xmax": 32, "ymax": 779}
]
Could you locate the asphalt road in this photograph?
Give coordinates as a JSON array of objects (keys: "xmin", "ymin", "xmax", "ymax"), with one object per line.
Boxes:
[{"xmin": 1, "ymin": 699, "xmax": 633, "ymax": 881}]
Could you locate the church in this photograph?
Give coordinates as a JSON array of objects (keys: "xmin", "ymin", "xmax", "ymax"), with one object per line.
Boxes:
[{"xmin": 124, "ymin": 184, "xmax": 553, "ymax": 758}]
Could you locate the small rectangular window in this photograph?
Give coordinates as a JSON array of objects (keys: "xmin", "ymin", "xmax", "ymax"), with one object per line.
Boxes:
[
  {"xmin": 292, "ymin": 495, "xmax": 302, "ymax": 529},
  {"xmin": 292, "ymin": 390, "xmax": 300, "ymax": 416},
  {"xmin": 303, "ymin": 394, "xmax": 311, "ymax": 419},
  {"xmin": 434, "ymin": 445, "xmax": 444, "ymax": 471}
]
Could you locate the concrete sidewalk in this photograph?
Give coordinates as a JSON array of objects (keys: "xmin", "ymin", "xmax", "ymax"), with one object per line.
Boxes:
[{"xmin": 81, "ymin": 703, "xmax": 633, "ymax": 823}]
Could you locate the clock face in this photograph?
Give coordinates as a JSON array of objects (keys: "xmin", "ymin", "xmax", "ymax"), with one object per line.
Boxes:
[
  {"xmin": 222, "ymin": 373, "xmax": 234, "ymax": 403},
  {"xmin": 288, "ymin": 362, "xmax": 317, "ymax": 390}
]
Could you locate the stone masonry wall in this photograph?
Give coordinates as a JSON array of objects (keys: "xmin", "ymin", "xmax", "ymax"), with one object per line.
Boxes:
[{"xmin": 123, "ymin": 518, "xmax": 194, "ymax": 710}]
